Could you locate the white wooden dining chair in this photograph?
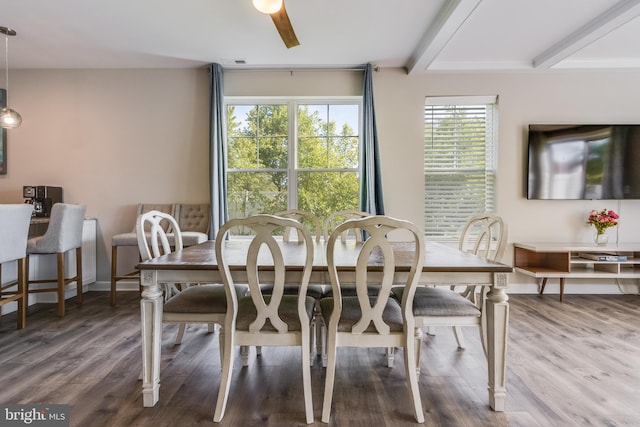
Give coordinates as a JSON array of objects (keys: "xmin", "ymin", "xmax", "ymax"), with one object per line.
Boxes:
[
  {"xmin": 320, "ymin": 215, "xmax": 425, "ymax": 424},
  {"xmin": 274, "ymin": 209, "xmax": 322, "ymax": 243},
  {"xmin": 322, "ymin": 209, "xmax": 371, "ymax": 242},
  {"xmin": 392, "ymin": 213, "xmax": 507, "ymax": 369},
  {"xmin": 136, "ymin": 210, "xmax": 238, "ymax": 348},
  {"xmin": 214, "ymin": 214, "xmax": 315, "ymax": 424},
  {"xmin": 273, "ymin": 209, "xmax": 325, "ymax": 361}
]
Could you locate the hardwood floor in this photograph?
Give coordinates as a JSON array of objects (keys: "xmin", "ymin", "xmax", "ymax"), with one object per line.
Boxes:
[{"xmin": 1, "ymin": 291, "xmax": 638, "ymax": 426}]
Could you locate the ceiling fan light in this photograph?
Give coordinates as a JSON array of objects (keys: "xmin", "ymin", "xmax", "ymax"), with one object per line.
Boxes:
[
  {"xmin": 0, "ymin": 107, "xmax": 22, "ymax": 129},
  {"xmin": 252, "ymin": 0, "xmax": 283, "ymax": 14}
]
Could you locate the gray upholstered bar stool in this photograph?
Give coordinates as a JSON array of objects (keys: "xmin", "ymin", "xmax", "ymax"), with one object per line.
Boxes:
[
  {"xmin": 0, "ymin": 204, "xmax": 34, "ymax": 329},
  {"xmin": 26, "ymin": 203, "xmax": 86, "ymax": 317}
]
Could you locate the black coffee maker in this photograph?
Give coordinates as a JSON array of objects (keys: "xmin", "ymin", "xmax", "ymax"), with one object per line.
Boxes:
[{"xmin": 23, "ymin": 186, "xmax": 64, "ymax": 217}]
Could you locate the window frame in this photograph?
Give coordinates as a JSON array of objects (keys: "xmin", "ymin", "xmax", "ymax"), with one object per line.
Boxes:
[{"xmin": 224, "ymin": 96, "xmax": 362, "ymax": 212}]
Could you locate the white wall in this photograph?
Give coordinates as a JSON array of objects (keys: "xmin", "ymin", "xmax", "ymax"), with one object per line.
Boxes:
[{"xmin": 1, "ymin": 67, "xmax": 639, "ymax": 294}]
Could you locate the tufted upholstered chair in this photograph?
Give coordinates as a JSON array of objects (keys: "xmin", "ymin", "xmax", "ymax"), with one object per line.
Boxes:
[
  {"xmin": 110, "ymin": 203, "xmax": 173, "ymax": 306},
  {"xmin": 174, "ymin": 203, "xmax": 210, "ymax": 244},
  {"xmin": 111, "ymin": 203, "xmax": 210, "ymax": 306},
  {"xmin": 26, "ymin": 203, "xmax": 87, "ymax": 317},
  {"xmin": 0, "ymin": 204, "xmax": 34, "ymax": 328}
]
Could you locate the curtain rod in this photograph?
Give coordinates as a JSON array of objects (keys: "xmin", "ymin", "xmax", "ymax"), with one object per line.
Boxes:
[{"xmin": 221, "ymin": 65, "xmax": 380, "ymax": 72}]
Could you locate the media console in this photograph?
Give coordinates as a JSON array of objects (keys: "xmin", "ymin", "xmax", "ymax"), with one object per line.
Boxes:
[{"xmin": 513, "ymin": 242, "xmax": 640, "ymax": 301}]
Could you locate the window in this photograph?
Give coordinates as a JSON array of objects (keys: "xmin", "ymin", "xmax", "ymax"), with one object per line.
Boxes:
[
  {"xmin": 225, "ymin": 98, "xmax": 361, "ymax": 228},
  {"xmin": 424, "ymin": 96, "xmax": 498, "ymax": 239}
]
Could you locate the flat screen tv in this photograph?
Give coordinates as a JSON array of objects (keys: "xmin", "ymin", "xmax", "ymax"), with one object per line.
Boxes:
[{"xmin": 527, "ymin": 124, "xmax": 640, "ymax": 200}]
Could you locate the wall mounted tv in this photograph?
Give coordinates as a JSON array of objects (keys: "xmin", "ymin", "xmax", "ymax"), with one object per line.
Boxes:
[{"xmin": 527, "ymin": 124, "xmax": 640, "ymax": 200}]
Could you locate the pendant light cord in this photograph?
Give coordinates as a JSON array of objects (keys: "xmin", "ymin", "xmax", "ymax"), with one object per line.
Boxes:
[{"xmin": 4, "ymin": 34, "xmax": 9, "ymax": 103}]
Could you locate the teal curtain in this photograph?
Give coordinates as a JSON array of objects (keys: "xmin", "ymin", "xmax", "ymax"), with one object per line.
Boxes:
[
  {"xmin": 209, "ymin": 63, "xmax": 228, "ymax": 239},
  {"xmin": 360, "ymin": 63, "xmax": 385, "ymax": 215}
]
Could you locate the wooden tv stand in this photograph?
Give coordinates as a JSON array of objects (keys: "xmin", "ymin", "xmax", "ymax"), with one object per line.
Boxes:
[{"xmin": 513, "ymin": 242, "xmax": 640, "ymax": 302}]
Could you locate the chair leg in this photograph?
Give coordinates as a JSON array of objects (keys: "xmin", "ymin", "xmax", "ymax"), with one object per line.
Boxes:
[
  {"xmin": 387, "ymin": 347, "xmax": 395, "ymax": 368},
  {"xmin": 174, "ymin": 324, "xmax": 186, "ymax": 345},
  {"xmin": 321, "ymin": 333, "xmax": 337, "ymax": 423},
  {"xmin": 111, "ymin": 246, "xmax": 118, "ymax": 306},
  {"xmin": 453, "ymin": 326, "xmax": 466, "ymax": 348},
  {"xmin": 17, "ymin": 257, "xmax": 27, "ymax": 329},
  {"xmin": 213, "ymin": 327, "xmax": 234, "ymax": 422},
  {"xmin": 301, "ymin": 337, "xmax": 314, "ymax": 424},
  {"xmin": 57, "ymin": 253, "xmax": 65, "ymax": 317},
  {"xmin": 75, "ymin": 247, "xmax": 83, "ymax": 305},
  {"xmin": 405, "ymin": 331, "xmax": 425, "ymax": 423},
  {"xmin": 241, "ymin": 345, "xmax": 250, "ymax": 366},
  {"xmin": 415, "ymin": 327, "xmax": 423, "ymax": 376}
]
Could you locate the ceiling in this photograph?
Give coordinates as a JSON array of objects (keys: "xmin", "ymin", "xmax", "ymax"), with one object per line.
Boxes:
[{"xmin": 3, "ymin": 0, "xmax": 640, "ymax": 74}]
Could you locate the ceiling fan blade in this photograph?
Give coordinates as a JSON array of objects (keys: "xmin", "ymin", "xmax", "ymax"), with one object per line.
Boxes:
[{"xmin": 270, "ymin": 1, "xmax": 300, "ymax": 48}]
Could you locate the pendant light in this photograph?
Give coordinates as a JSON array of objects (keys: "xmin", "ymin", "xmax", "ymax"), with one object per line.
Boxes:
[
  {"xmin": 252, "ymin": 0, "xmax": 282, "ymax": 14},
  {"xmin": 0, "ymin": 26, "xmax": 22, "ymax": 129}
]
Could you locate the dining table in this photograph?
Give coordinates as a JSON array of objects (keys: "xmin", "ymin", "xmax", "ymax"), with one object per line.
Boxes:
[{"xmin": 136, "ymin": 239, "xmax": 512, "ymax": 412}]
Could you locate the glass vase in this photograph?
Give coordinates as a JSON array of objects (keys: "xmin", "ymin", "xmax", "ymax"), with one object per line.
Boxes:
[{"xmin": 595, "ymin": 232, "xmax": 608, "ymax": 246}]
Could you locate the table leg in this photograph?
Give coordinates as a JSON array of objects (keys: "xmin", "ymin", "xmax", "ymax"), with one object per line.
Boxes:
[
  {"xmin": 485, "ymin": 272, "xmax": 509, "ymax": 411},
  {"xmin": 539, "ymin": 277, "xmax": 547, "ymax": 295},
  {"xmin": 140, "ymin": 269, "xmax": 163, "ymax": 407}
]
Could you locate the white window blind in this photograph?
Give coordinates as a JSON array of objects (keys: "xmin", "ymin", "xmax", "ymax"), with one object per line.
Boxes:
[{"xmin": 424, "ymin": 96, "xmax": 498, "ymax": 238}]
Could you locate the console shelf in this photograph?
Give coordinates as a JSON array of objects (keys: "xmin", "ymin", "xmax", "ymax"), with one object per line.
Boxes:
[{"xmin": 513, "ymin": 242, "xmax": 640, "ymax": 301}]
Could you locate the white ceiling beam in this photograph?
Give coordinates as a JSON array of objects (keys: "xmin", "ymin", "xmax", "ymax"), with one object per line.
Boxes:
[
  {"xmin": 405, "ymin": 0, "xmax": 482, "ymax": 75},
  {"xmin": 533, "ymin": 0, "xmax": 640, "ymax": 69}
]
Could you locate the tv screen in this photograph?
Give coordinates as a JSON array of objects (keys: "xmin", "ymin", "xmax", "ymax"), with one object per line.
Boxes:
[{"xmin": 527, "ymin": 124, "xmax": 640, "ymax": 200}]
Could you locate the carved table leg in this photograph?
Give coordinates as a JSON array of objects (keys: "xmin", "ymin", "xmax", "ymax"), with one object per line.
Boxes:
[
  {"xmin": 140, "ymin": 269, "xmax": 163, "ymax": 407},
  {"xmin": 485, "ymin": 272, "xmax": 509, "ymax": 411}
]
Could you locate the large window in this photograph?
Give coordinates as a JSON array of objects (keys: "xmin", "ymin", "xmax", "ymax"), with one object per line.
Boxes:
[
  {"xmin": 226, "ymin": 98, "xmax": 361, "ymax": 226},
  {"xmin": 424, "ymin": 96, "xmax": 498, "ymax": 239}
]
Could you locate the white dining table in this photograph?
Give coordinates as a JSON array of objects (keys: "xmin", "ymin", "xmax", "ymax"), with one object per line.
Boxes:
[{"xmin": 136, "ymin": 239, "xmax": 512, "ymax": 411}]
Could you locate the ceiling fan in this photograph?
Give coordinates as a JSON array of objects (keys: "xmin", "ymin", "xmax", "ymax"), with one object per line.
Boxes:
[{"xmin": 252, "ymin": 0, "xmax": 300, "ymax": 48}]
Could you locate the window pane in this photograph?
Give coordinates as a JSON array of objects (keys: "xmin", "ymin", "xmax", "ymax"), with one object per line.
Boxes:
[
  {"xmin": 257, "ymin": 104, "xmax": 288, "ymax": 137},
  {"xmin": 298, "ymin": 136, "xmax": 328, "ymax": 168},
  {"xmin": 330, "ymin": 136, "xmax": 359, "ymax": 168},
  {"xmin": 227, "ymin": 171, "xmax": 287, "ymax": 220},
  {"xmin": 329, "ymin": 104, "xmax": 359, "ymax": 136},
  {"xmin": 227, "ymin": 103, "xmax": 289, "ymax": 170},
  {"xmin": 298, "ymin": 105, "xmax": 328, "ymax": 137},
  {"xmin": 228, "ymin": 105, "xmax": 256, "ymax": 137},
  {"xmin": 297, "ymin": 171, "xmax": 359, "ymax": 220}
]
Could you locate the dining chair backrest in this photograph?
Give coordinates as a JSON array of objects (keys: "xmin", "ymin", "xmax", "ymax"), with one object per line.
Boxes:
[
  {"xmin": 136, "ymin": 210, "xmax": 183, "ymax": 262},
  {"xmin": 0, "ymin": 204, "xmax": 33, "ymax": 264},
  {"xmin": 322, "ymin": 209, "xmax": 371, "ymax": 242},
  {"xmin": 326, "ymin": 215, "xmax": 424, "ymax": 333},
  {"xmin": 215, "ymin": 214, "xmax": 314, "ymax": 333},
  {"xmin": 459, "ymin": 213, "xmax": 507, "ymax": 262},
  {"xmin": 274, "ymin": 209, "xmax": 322, "ymax": 243}
]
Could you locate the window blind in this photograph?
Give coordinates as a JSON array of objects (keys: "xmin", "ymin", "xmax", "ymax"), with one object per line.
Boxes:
[{"xmin": 424, "ymin": 96, "xmax": 498, "ymax": 238}]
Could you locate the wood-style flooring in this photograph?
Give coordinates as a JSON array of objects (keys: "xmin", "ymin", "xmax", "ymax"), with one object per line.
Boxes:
[{"xmin": 0, "ymin": 291, "xmax": 639, "ymax": 426}]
